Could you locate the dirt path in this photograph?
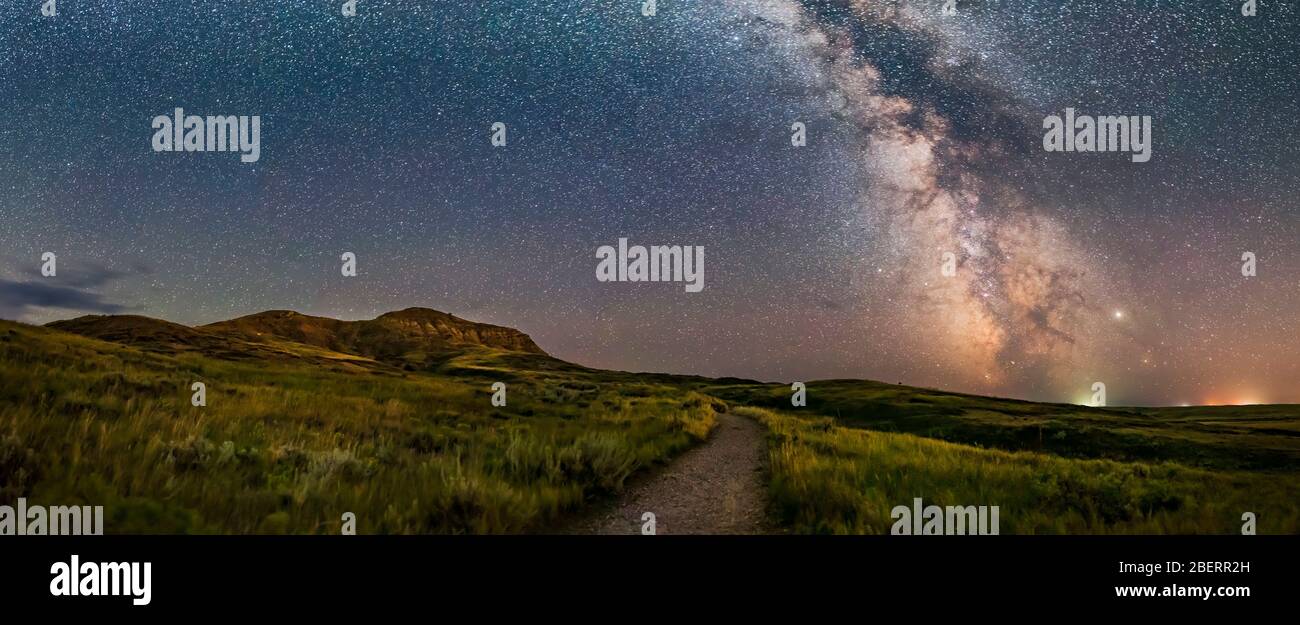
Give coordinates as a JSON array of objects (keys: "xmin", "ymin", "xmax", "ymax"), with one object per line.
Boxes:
[{"xmin": 561, "ymin": 411, "xmax": 770, "ymax": 535}]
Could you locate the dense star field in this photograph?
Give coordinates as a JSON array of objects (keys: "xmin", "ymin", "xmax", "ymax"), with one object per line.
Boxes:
[{"xmin": 1, "ymin": 0, "xmax": 1297, "ymax": 406}]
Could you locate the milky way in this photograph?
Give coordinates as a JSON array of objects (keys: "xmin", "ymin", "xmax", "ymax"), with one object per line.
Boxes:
[
  {"xmin": 1, "ymin": 1, "xmax": 1297, "ymax": 405},
  {"xmin": 739, "ymin": 0, "xmax": 1124, "ymax": 399}
]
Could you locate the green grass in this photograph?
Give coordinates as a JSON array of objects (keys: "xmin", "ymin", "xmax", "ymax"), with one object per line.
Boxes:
[
  {"xmin": 708, "ymin": 380, "xmax": 1300, "ymax": 472},
  {"xmin": 2, "ymin": 318, "xmax": 1297, "ymax": 534},
  {"xmin": 0, "ymin": 321, "xmax": 718, "ymax": 533},
  {"xmin": 740, "ymin": 405, "xmax": 1300, "ymax": 534}
]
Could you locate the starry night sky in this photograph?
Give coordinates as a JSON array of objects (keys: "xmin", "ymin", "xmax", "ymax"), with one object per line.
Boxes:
[{"xmin": 1, "ymin": 0, "xmax": 1298, "ymax": 406}]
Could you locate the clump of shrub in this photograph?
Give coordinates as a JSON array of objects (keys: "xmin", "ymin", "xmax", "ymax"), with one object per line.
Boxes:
[{"xmin": 0, "ymin": 433, "xmax": 40, "ymax": 500}]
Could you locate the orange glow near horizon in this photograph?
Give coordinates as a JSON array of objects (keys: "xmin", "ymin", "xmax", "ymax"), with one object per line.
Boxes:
[{"xmin": 1200, "ymin": 396, "xmax": 1265, "ymax": 407}]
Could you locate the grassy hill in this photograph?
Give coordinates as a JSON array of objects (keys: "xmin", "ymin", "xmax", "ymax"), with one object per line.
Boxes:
[
  {"xmin": 1, "ymin": 311, "xmax": 1296, "ymax": 534},
  {"xmin": 45, "ymin": 314, "xmax": 388, "ymax": 370},
  {"xmin": 0, "ymin": 316, "xmax": 719, "ymax": 533}
]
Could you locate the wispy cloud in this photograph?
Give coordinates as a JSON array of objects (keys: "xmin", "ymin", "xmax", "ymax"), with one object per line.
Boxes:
[{"xmin": 0, "ymin": 258, "xmax": 143, "ymax": 321}]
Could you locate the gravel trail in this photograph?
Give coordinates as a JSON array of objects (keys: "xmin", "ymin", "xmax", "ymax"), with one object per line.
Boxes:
[{"xmin": 561, "ymin": 412, "xmax": 770, "ymax": 535}]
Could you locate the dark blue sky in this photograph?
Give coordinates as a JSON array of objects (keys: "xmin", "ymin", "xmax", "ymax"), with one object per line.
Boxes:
[{"xmin": 2, "ymin": 0, "xmax": 1297, "ymax": 406}]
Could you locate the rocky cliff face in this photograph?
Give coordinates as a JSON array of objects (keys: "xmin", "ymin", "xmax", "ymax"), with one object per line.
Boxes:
[
  {"xmin": 202, "ymin": 307, "xmax": 547, "ymax": 359},
  {"xmin": 372, "ymin": 308, "xmax": 544, "ymax": 354}
]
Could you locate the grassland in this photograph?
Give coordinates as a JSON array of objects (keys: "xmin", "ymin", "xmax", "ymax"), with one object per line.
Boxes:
[
  {"xmin": 706, "ymin": 381, "xmax": 1300, "ymax": 533},
  {"xmin": 706, "ymin": 380, "xmax": 1300, "ymax": 471},
  {"xmin": 739, "ymin": 406, "xmax": 1300, "ymax": 534},
  {"xmin": 0, "ymin": 320, "xmax": 719, "ymax": 533},
  {"xmin": 2, "ymin": 315, "xmax": 1297, "ymax": 534}
]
